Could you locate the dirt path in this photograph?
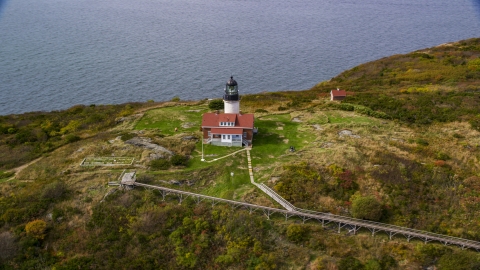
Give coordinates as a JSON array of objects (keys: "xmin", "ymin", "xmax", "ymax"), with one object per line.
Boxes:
[
  {"xmin": 5, "ymin": 157, "xmax": 43, "ymax": 181},
  {"xmin": 204, "ymin": 148, "xmax": 248, "ymax": 163}
]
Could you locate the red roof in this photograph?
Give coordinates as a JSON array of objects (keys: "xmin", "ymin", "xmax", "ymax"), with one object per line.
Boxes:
[
  {"xmin": 331, "ymin": 89, "xmax": 347, "ymax": 97},
  {"xmin": 218, "ymin": 114, "xmax": 237, "ymax": 123},
  {"xmin": 211, "ymin": 128, "xmax": 243, "ymax": 134},
  {"xmin": 202, "ymin": 113, "xmax": 254, "ymax": 128}
]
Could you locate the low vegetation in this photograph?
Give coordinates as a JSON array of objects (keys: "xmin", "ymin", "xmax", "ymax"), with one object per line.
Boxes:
[{"xmin": 0, "ymin": 103, "xmax": 151, "ymax": 170}]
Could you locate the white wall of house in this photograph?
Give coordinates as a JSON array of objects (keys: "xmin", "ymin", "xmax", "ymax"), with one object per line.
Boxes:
[{"xmin": 221, "ymin": 134, "xmax": 232, "ymax": 143}]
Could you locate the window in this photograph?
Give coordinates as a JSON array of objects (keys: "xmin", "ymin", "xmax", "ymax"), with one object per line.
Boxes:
[
  {"xmin": 222, "ymin": 135, "xmax": 225, "ymax": 139},
  {"xmin": 228, "ymin": 135, "xmax": 230, "ymax": 139}
]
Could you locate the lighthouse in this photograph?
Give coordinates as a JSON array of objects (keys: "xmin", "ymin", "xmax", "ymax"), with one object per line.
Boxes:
[
  {"xmin": 223, "ymin": 76, "xmax": 240, "ymax": 114},
  {"xmin": 201, "ymin": 76, "xmax": 255, "ymax": 147}
]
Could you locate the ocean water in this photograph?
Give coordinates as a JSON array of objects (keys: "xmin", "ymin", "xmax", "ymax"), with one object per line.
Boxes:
[{"xmin": 0, "ymin": 0, "xmax": 479, "ymax": 115}]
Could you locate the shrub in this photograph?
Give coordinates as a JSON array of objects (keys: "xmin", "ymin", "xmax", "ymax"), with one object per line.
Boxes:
[
  {"xmin": 15, "ymin": 129, "xmax": 37, "ymax": 143},
  {"xmin": 1, "ymin": 208, "xmax": 27, "ymax": 223},
  {"xmin": 436, "ymin": 152, "xmax": 450, "ymax": 161},
  {"xmin": 42, "ymin": 181, "xmax": 68, "ymax": 201},
  {"xmin": 338, "ymin": 256, "xmax": 363, "ymax": 270},
  {"xmin": 415, "ymin": 138, "xmax": 429, "ymax": 146},
  {"xmin": 136, "ymin": 175, "xmax": 154, "ymax": 184},
  {"xmin": 51, "ymin": 208, "xmax": 64, "ymax": 221},
  {"xmin": 286, "ymin": 224, "xmax": 309, "ymax": 243},
  {"xmin": 65, "ymin": 134, "xmax": 80, "ymax": 143},
  {"xmin": 25, "ymin": 219, "xmax": 47, "ymax": 240},
  {"xmin": 170, "ymin": 154, "xmax": 188, "ymax": 166},
  {"xmin": 120, "ymin": 133, "xmax": 135, "ymax": 141},
  {"xmin": 414, "ymin": 244, "xmax": 448, "ymax": 267},
  {"xmin": 364, "ymin": 259, "xmax": 381, "ymax": 270},
  {"xmin": 287, "ymin": 100, "xmax": 301, "ymax": 108},
  {"xmin": 453, "ymin": 133, "xmax": 464, "ymax": 139},
  {"xmin": 379, "ymin": 255, "xmax": 397, "ymax": 269},
  {"xmin": 119, "ymin": 104, "xmax": 134, "ymax": 117},
  {"xmin": 208, "ymin": 99, "xmax": 224, "ymax": 111},
  {"xmin": 338, "ymin": 103, "xmax": 355, "ymax": 111},
  {"xmin": 278, "ymin": 106, "xmax": 288, "ymax": 111},
  {"xmin": 351, "ymin": 196, "xmax": 383, "ymax": 221},
  {"xmin": 437, "ymin": 250, "xmax": 480, "ymax": 270},
  {"xmin": 150, "ymin": 159, "xmax": 170, "ymax": 170},
  {"xmin": 255, "ymin": 109, "xmax": 268, "ymax": 113},
  {"xmin": 0, "ymin": 171, "xmax": 14, "ymax": 179},
  {"xmin": 171, "ymin": 96, "xmax": 181, "ymax": 102},
  {"xmin": 55, "ymin": 257, "xmax": 94, "ymax": 270},
  {"xmin": 469, "ymin": 115, "xmax": 480, "ymax": 131}
]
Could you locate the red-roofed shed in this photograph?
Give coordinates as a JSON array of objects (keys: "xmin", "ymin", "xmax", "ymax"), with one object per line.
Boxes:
[{"xmin": 330, "ymin": 89, "xmax": 347, "ymax": 101}]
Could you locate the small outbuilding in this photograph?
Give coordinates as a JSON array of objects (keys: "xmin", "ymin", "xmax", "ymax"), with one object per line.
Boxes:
[{"xmin": 330, "ymin": 88, "xmax": 347, "ymax": 101}]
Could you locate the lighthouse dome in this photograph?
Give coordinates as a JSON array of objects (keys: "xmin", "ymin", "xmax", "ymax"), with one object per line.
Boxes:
[
  {"xmin": 226, "ymin": 76, "xmax": 237, "ymax": 87},
  {"xmin": 224, "ymin": 76, "xmax": 239, "ymax": 101}
]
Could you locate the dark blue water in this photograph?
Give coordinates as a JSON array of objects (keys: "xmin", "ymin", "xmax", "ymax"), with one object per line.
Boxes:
[{"xmin": 0, "ymin": 0, "xmax": 479, "ymax": 115}]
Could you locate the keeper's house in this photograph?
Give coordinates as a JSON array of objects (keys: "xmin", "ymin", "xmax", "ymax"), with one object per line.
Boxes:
[
  {"xmin": 201, "ymin": 112, "xmax": 254, "ymax": 147},
  {"xmin": 201, "ymin": 76, "xmax": 255, "ymax": 147}
]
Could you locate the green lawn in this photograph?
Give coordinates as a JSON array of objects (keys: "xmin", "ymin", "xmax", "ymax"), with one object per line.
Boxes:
[
  {"xmin": 251, "ymin": 114, "xmax": 316, "ymax": 166},
  {"xmin": 135, "ymin": 105, "xmax": 209, "ymax": 135},
  {"xmin": 137, "ymin": 106, "xmax": 386, "ymax": 186},
  {"xmin": 201, "ymin": 167, "xmax": 251, "ymax": 199},
  {"xmin": 136, "ymin": 107, "xmax": 382, "ymax": 200}
]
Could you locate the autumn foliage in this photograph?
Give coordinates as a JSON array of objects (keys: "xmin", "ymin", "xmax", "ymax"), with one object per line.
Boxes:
[{"xmin": 25, "ymin": 219, "xmax": 47, "ymax": 240}]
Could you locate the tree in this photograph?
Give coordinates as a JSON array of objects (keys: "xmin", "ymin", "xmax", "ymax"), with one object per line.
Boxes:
[
  {"xmin": 208, "ymin": 99, "xmax": 224, "ymax": 111},
  {"xmin": 25, "ymin": 219, "xmax": 47, "ymax": 240},
  {"xmin": 351, "ymin": 196, "xmax": 383, "ymax": 221}
]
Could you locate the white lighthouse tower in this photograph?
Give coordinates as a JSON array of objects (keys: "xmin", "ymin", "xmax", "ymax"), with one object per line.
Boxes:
[{"xmin": 223, "ymin": 76, "xmax": 240, "ymax": 114}]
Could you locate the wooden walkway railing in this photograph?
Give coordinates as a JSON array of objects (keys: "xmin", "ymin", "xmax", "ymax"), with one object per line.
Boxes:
[{"xmin": 133, "ymin": 182, "xmax": 480, "ymax": 251}]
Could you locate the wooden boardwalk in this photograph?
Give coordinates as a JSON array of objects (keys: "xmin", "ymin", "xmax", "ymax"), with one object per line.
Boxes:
[{"xmin": 133, "ymin": 182, "xmax": 480, "ymax": 251}]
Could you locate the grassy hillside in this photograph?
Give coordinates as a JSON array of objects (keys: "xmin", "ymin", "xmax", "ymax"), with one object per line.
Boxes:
[
  {"xmin": 311, "ymin": 38, "xmax": 480, "ymax": 126},
  {"xmin": 1, "ymin": 38, "xmax": 480, "ymax": 269}
]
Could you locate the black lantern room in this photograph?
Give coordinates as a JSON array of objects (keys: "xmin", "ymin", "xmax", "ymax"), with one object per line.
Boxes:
[{"xmin": 224, "ymin": 76, "xmax": 239, "ymax": 101}]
